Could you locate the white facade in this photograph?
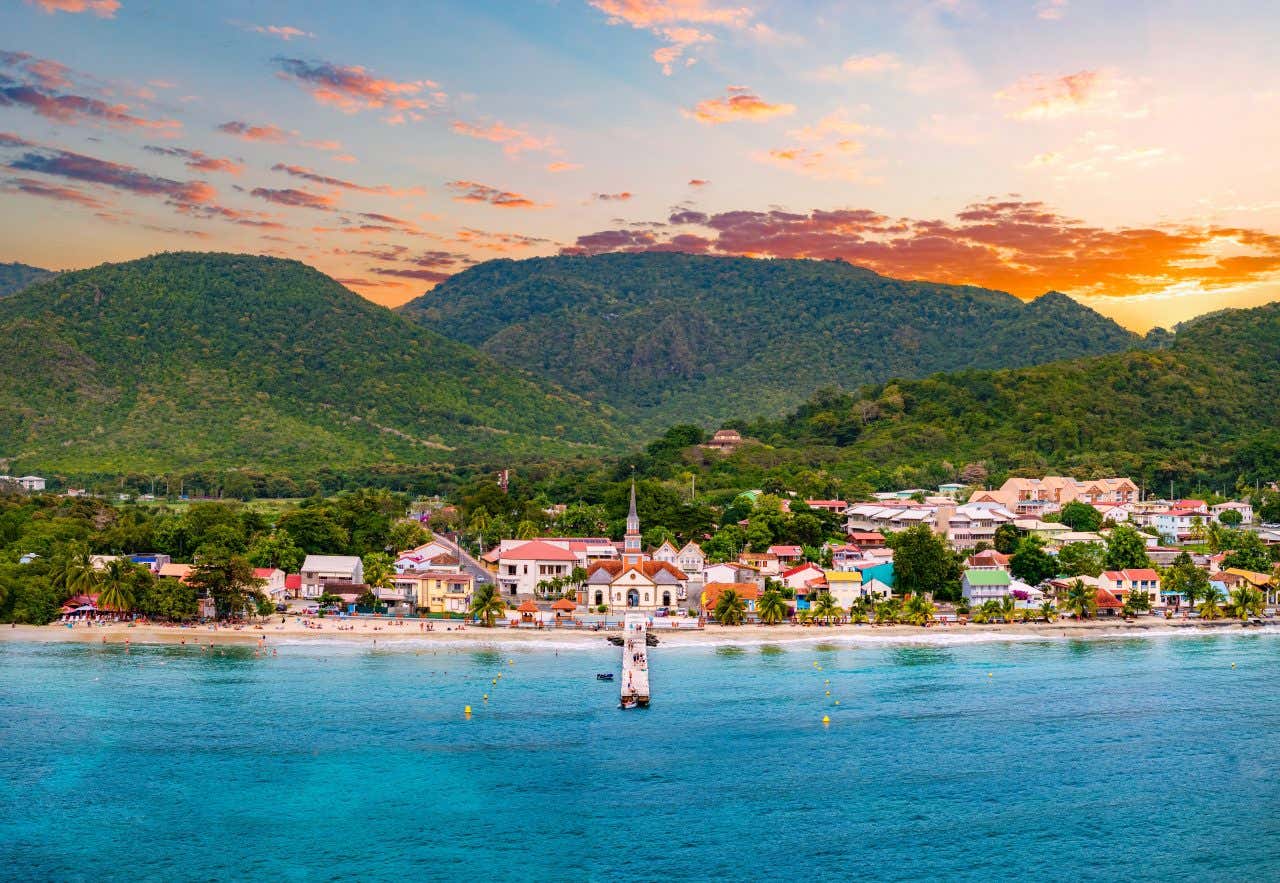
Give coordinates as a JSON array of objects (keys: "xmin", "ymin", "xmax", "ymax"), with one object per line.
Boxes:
[
  {"xmin": 1, "ymin": 475, "xmax": 46, "ymax": 491},
  {"xmin": 300, "ymin": 555, "xmax": 363, "ymax": 599},
  {"xmin": 1211, "ymin": 502, "xmax": 1254, "ymax": 525},
  {"xmin": 676, "ymin": 542, "xmax": 705, "ymax": 575}
]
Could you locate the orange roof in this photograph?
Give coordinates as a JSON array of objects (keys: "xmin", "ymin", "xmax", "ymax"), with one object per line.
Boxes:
[
  {"xmin": 702, "ymin": 581, "xmax": 761, "ymax": 606},
  {"xmin": 551, "ymin": 598, "xmax": 577, "ymax": 610},
  {"xmin": 516, "ymin": 600, "xmax": 540, "ymax": 613},
  {"xmin": 587, "ymin": 559, "xmax": 688, "ymax": 580},
  {"xmin": 1095, "ymin": 588, "xmax": 1124, "ymax": 609}
]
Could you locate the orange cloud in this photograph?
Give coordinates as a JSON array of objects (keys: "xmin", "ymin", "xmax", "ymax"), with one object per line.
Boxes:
[
  {"xmin": 273, "ymin": 57, "xmax": 445, "ymax": 121},
  {"xmin": 546, "ymin": 161, "xmax": 581, "ymax": 173},
  {"xmin": 562, "ymin": 199, "xmax": 1280, "ymax": 306},
  {"xmin": 2, "ymin": 175, "xmax": 108, "ymax": 208},
  {"xmin": 450, "ymin": 120, "xmax": 557, "ymax": 155},
  {"xmin": 594, "ymin": 191, "xmax": 633, "ymax": 201},
  {"xmin": 997, "ymin": 70, "xmax": 1140, "ymax": 120},
  {"xmin": 453, "ymin": 227, "xmax": 551, "ymax": 252},
  {"xmin": 684, "ymin": 86, "xmax": 795, "ymax": 124},
  {"xmin": 0, "ymin": 53, "xmax": 181, "ymax": 133},
  {"xmin": 249, "ymin": 187, "xmax": 338, "ymax": 211},
  {"xmin": 270, "ymin": 163, "xmax": 420, "ymax": 196},
  {"xmin": 588, "ymin": 0, "xmax": 752, "ymax": 73},
  {"xmin": 841, "ymin": 52, "xmax": 901, "ymax": 74},
  {"xmin": 25, "ymin": 0, "xmax": 119, "ymax": 17},
  {"xmin": 247, "ymin": 24, "xmax": 315, "ymax": 40},
  {"xmin": 145, "ymin": 145, "xmax": 243, "ymax": 175},
  {"xmin": 688, "ymin": 178, "xmax": 710, "ymax": 187},
  {"xmin": 446, "ymin": 180, "xmax": 546, "ymax": 209},
  {"xmin": 217, "ymin": 120, "xmax": 290, "ymax": 143}
]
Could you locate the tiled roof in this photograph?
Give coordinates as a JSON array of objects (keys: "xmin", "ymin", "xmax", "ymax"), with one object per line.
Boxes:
[{"xmin": 501, "ymin": 540, "xmax": 579, "ymax": 562}]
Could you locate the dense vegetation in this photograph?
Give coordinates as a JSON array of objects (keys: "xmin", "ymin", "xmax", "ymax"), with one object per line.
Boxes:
[
  {"xmin": 0, "ymin": 261, "xmax": 53, "ymax": 297},
  {"xmin": 0, "ymin": 253, "xmax": 621, "ymax": 477},
  {"xmin": 399, "ymin": 252, "xmax": 1142, "ymax": 427}
]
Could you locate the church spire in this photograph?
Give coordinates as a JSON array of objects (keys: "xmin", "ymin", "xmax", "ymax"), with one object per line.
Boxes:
[{"xmin": 623, "ymin": 473, "xmax": 642, "ymax": 565}]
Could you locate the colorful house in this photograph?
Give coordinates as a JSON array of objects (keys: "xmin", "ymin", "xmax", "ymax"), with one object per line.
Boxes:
[{"xmin": 961, "ymin": 569, "xmax": 1012, "ymax": 603}]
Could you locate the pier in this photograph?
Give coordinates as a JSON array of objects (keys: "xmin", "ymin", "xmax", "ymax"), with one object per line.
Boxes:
[{"xmin": 620, "ymin": 614, "xmax": 650, "ymax": 708}]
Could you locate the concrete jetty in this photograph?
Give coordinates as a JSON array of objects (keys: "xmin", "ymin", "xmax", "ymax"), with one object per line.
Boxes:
[{"xmin": 620, "ymin": 613, "xmax": 650, "ymax": 708}]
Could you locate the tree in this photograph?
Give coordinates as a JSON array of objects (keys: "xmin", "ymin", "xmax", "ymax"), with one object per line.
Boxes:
[
  {"xmin": 96, "ymin": 558, "xmax": 139, "ymax": 614},
  {"xmin": 1123, "ymin": 587, "xmax": 1151, "ymax": 616},
  {"xmin": 1059, "ymin": 501, "xmax": 1103, "ymax": 532},
  {"xmin": 1221, "ymin": 531, "xmax": 1271, "ymax": 573},
  {"xmin": 361, "ymin": 552, "xmax": 394, "ymax": 591},
  {"xmin": 1056, "ymin": 541, "xmax": 1105, "ymax": 577},
  {"xmin": 1062, "ymin": 579, "xmax": 1097, "ymax": 619},
  {"xmin": 1011, "ymin": 537, "xmax": 1057, "ymax": 585},
  {"xmin": 49, "ymin": 542, "xmax": 98, "ymax": 596},
  {"xmin": 1218, "ymin": 509, "xmax": 1243, "ymax": 527},
  {"xmin": 1104, "ymin": 525, "xmax": 1151, "ymax": 570},
  {"xmin": 873, "ymin": 597, "xmax": 901, "ymax": 624},
  {"xmin": 903, "ymin": 594, "xmax": 937, "ymax": 626},
  {"xmin": 1039, "ymin": 601, "xmax": 1057, "ymax": 622},
  {"xmin": 886, "ymin": 524, "xmax": 956, "ymax": 598},
  {"xmin": 757, "ymin": 587, "xmax": 788, "ymax": 624},
  {"xmin": 999, "ymin": 595, "xmax": 1017, "ymax": 624},
  {"xmin": 277, "ymin": 508, "xmax": 348, "ymax": 555},
  {"xmin": 138, "ymin": 577, "xmax": 198, "ymax": 621},
  {"xmin": 811, "ymin": 591, "xmax": 842, "ymax": 625},
  {"xmin": 1227, "ymin": 585, "xmax": 1264, "ymax": 621},
  {"xmin": 387, "ymin": 519, "xmax": 430, "ymax": 553},
  {"xmin": 246, "ymin": 531, "xmax": 304, "ymax": 574},
  {"xmin": 187, "ymin": 551, "xmax": 266, "ymax": 619},
  {"xmin": 745, "ymin": 522, "xmax": 774, "ymax": 554},
  {"xmin": 714, "ymin": 589, "xmax": 747, "ymax": 625},
  {"xmin": 848, "ymin": 598, "xmax": 870, "ymax": 624},
  {"xmin": 1198, "ymin": 584, "xmax": 1225, "ymax": 620},
  {"xmin": 993, "ymin": 523, "xmax": 1022, "ymax": 555},
  {"xmin": 1161, "ymin": 552, "xmax": 1209, "ymax": 611},
  {"xmin": 972, "ymin": 599, "xmax": 1001, "ymax": 623},
  {"xmin": 702, "ymin": 525, "xmax": 745, "ymax": 563},
  {"xmin": 515, "ymin": 519, "xmax": 539, "ymax": 540},
  {"xmin": 470, "ymin": 583, "xmax": 506, "ymax": 627}
]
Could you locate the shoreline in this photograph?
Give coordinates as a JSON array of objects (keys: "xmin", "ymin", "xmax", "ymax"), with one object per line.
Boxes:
[{"xmin": 0, "ymin": 617, "xmax": 1269, "ymax": 650}]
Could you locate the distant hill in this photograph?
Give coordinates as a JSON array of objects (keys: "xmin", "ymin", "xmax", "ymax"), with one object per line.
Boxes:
[
  {"xmin": 731, "ymin": 300, "xmax": 1280, "ymax": 489},
  {"xmin": 0, "ymin": 262, "xmax": 53, "ymax": 297},
  {"xmin": 0, "ymin": 253, "xmax": 620, "ymax": 474},
  {"xmin": 399, "ymin": 253, "xmax": 1140, "ymax": 428}
]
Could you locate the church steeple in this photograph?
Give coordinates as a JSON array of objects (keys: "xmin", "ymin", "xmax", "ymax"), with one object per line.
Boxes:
[{"xmin": 623, "ymin": 476, "xmax": 642, "ymax": 565}]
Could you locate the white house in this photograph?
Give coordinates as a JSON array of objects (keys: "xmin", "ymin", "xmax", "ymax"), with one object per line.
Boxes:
[
  {"xmin": 961, "ymin": 569, "xmax": 1012, "ymax": 603},
  {"xmin": 652, "ymin": 541, "xmax": 680, "ymax": 566},
  {"xmin": 1, "ymin": 475, "xmax": 46, "ymax": 491},
  {"xmin": 495, "ymin": 540, "xmax": 579, "ymax": 599},
  {"xmin": 254, "ymin": 567, "xmax": 287, "ymax": 600},
  {"xmin": 676, "ymin": 541, "xmax": 705, "ymax": 576},
  {"xmin": 1154, "ymin": 509, "xmax": 1204, "ymax": 543},
  {"xmin": 1211, "ymin": 501, "xmax": 1254, "ymax": 525},
  {"xmin": 300, "ymin": 555, "xmax": 363, "ymax": 600},
  {"xmin": 702, "ymin": 561, "xmax": 761, "ymax": 587}
]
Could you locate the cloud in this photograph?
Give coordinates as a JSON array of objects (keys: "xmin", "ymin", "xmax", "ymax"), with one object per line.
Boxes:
[
  {"xmin": 248, "ymin": 187, "xmax": 337, "ymax": 211},
  {"xmin": 270, "ymin": 162, "xmax": 419, "ymax": 196},
  {"xmin": 688, "ymin": 178, "xmax": 710, "ymax": 187},
  {"xmin": 368, "ymin": 266, "xmax": 454, "ymax": 284},
  {"xmin": 546, "ymin": 161, "xmax": 582, "ymax": 173},
  {"xmin": 0, "ymin": 53, "xmax": 181, "ymax": 133},
  {"xmin": 594, "ymin": 191, "xmax": 633, "ymax": 201},
  {"xmin": 1, "ymin": 175, "xmax": 108, "ymax": 208},
  {"xmin": 587, "ymin": 0, "xmax": 753, "ymax": 73},
  {"xmin": 840, "ymin": 52, "xmax": 902, "ymax": 74},
  {"xmin": 453, "ymin": 227, "xmax": 551, "ymax": 252},
  {"xmin": 754, "ymin": 141, "xmax": 868, "ymax": 181},
  {"xmin": 273, "ymin": 57, "xmax": 445, "ymax": 121},
  {"xmin": 2, "ymin": 141, "xmax": 215, "ymax": 209},
  {"xmin": 1023, "ymin": 131, "xmax": 1176, "ymax": 180},
  {"xmin": 683, "ymin": 86, "xmax": 795, "ymax": 124},
  {"xmin": 561, "ymin": 198, "xmax": 1280, "ymax": 302},
  {"xmin": 217, "ymin": 120, "xmax": 290, "ymax": 142},
  {"xmin": 450, "ymin": 120, "xmax": 558, "ymax": 155},
  {"xmin": 24, "ymin": 0, "xmax": 119, "ymax": 17},
  {"xmin": 246, "ymin": 24, "xmax": 315, "ymax": 40},
  {"xmin": 1036, "ymin": 0, "xmax": 1068, "ymax": 20},
  {"xmin": 446, "ymin": 180, "xmax": 546, "ymax": 209},
  {"xmin": 145, "ymin": 145, "xmax": 243, "ymax": 175},
  {"xmin": 997, "ymin": 69, "xmax": 1142, "ymax": 120}
]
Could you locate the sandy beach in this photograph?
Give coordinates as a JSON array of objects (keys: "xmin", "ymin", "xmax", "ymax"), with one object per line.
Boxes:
[{"xmin": 0, "ymin": 615, "xmax": 1265, "ymax": 648}]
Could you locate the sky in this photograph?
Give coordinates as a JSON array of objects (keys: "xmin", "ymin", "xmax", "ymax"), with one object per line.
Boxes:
[{"xmin": 2, "ymin": 0, "xmax": 1279, "ymax": 331}]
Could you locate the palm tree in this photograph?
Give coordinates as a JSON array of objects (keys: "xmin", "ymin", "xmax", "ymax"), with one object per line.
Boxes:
[
  {"xmin": 714, "ymin": 589, "xmax": 747, "ymax": 625},
  {"xmin": 470, "ymin": 583, "xmax": 506, "ymax": 627},
  {"xmin": 96, "ymin": 558, "xmax": 137, "ymax": 615},
  {"xmin": 999, "ymin": 595, "xmax": 1017, "ymax": 624},
  {"xmin": 972, "ymin": 599, "xmax": 1001, "ymax": 623},
  {"xmin": 757, "ymin": 588, "xmax": 788, "ymax": 624},
  {"xmin": 515, "ymin": 520, "xmax": 539, "ymax": 540},
  {"xmin": 903, "ymin": 594, "xmax": 937, "ymax": 626},
  {"xmin": 1227, "ymin": 585, "xmax": 1264, "ymax": 622},
  {"xmin": 848, "ymin": 598, "xmax": 870, "ymax": 624},
  {"xmin": 811, "ymin": 591, "xmax": 842, "ymax": 625},
  {"xmin": 1063, "ymin": 579, "xmax": 1096, "ymax": 619},
  {"xmin": 1039, "ymin": 601, "xmax": 1057, "ymax": 623},
  {"xmin": 50, "ymin": 542, "xmax": 98, "ymax": 597},
  {"xmin": 873, "ymin": 597, "xmax": 901, "ymax": 625},
  {"xmin": 1198, "ymin": 585, "xmax": 1225, "ymax": 620}
]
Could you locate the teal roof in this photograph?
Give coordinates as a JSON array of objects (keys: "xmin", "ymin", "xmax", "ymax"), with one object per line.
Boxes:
[{"xmin": 963, "ymin": 569, "xmax": 1011, "ymax": 586}]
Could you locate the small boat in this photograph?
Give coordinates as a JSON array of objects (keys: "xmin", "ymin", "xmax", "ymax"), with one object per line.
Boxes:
[
  {"xmin": 620, "ymin": 696, "xmax": 638, "ymax": 710},
  {"xmin": 596, "ymin": 672, "xmax": 614, "ymax": 681},
  {"xmin": 607, "ymin": 635, "xmax": 624, "ymax": 646}
]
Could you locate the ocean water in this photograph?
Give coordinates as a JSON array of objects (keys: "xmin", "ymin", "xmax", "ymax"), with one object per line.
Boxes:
[{"xmin": 2, "ymin": 632, "xmax": 1279, "ymax": 882}]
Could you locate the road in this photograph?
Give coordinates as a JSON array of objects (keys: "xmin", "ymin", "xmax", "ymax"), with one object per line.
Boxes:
[{"xmin": 432, "ymin": 532, "xmax": 493, "ymax": 586}]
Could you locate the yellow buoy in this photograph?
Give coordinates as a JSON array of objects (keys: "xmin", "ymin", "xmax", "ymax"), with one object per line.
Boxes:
[
  {"xmin": 988, "ymin": 672, "xmax": 993, "ymax": 677},
  {"xmin": 822, "ymin": 715, "xmax": 830, "ymax": 724},
  {"xmin": 834, "ymin": 700, "xmax": 840, "ymax": 705},
  {"xmin": 825, "ymin": 690, "xmax": 830, "ymax": 696},
  {"xmin": 483, "ymin": 694, "xmax": 489, "ymax": 700},
  {"xmin": 824, "ymin": 679, "xmax": 829, "ymax": 685},
  {"xmin": 1232, "ymin": 663, "xmax": 1237, "ymax": 669},
  {"xmin": 464, "ymin": 705, "xmax": 472, "ymax": 716}
]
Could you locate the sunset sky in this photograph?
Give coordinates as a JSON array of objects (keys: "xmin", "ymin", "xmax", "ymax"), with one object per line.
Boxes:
[{"xmin": 2, "ymin": 0, "xmax": 1279, "ymax": 331}]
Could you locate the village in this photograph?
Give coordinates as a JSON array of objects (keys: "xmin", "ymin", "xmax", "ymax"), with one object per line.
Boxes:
[{"xmin": 23, "ymin": 467, "xmax": 1280, "ymax": 630}]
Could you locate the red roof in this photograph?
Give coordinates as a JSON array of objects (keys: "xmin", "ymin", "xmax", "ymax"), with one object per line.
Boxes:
[
  {"xmin": 516, "ymin": 600, "xmax": 540, "ymax": 613},
  {"xmin": 285, "ymin": 574, "xmax": 302, "ymax": 590},
  {"xmin": 847, "ymin": 531, "xmax": 886, "ymax": 543},
  {"xmin": 253, "ymin": 568, "xmax": 278, "ymax": 579},
  {"xmin": 501, "ymin": 540, "xmax": 579, "ymax": 562},
  {"xmin": 805, "ymin": 499, "xmax": 847, "ymax": 508},
  {"xmin": 551, "ymin": 598, "xmax": 577, "ymax": 611},
  {"xmin": 586, "ymin": 560, "xmax": 689, "ymax": 580},
  {"xmin": 768, "ymin": 545, "xmax": 803, "ymax": 556},
  {"xmin": 1095, "ymin": 588, "xmax": 1124, "ymax": 609},
  {"xmin": 782, "ymin": 562, "xmax": 823, "ymax": 578},
  {"xmin": 702, "ymin": 582, "xmax": 761, "ymax": 606},
  {"xmin": 1102, "ymin": 569, "xmax": 1159, "ymax": 582}
]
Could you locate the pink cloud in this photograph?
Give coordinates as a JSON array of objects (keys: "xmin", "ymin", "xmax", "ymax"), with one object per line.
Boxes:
[
  {"xmin": 273, "ymin": 57, "xmax": 445, "ymax": 121},
  {"xmin": 684, "ymin": 86, "xmax": 795, "ymax": 124},
  {"xmin": 450, "ymin": 120, "xmax": 558, "ymax": 155},
  {"xmin": 1, "ymin": 175, "xmax": 108, "ymax": 208},
  {"xmin": 25, "ymin": 0, "xmax": 119, "ymax": 17},
  {"xmin": 270, "ymin": 162, "xmax": 420, "ymax": 196},
  {"xmin": 247, "ymin": 24, "xmax": 315, "ymax": 40},
  {"xmin": 145, "ymin": 145, "xmax": 243, "ymax": 175},
  {"xmin": 249, "ymin": 186, "xmax": 338, "ymax": 211},
  {"xmin": 446, "ymin": 180, "xmax": 546, "ymax": 209}
]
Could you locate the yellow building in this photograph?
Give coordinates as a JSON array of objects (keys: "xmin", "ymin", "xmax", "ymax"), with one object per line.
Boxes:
[{"xmin": 394, "ymin": 572, "xmax": 475, "ymax": 615}]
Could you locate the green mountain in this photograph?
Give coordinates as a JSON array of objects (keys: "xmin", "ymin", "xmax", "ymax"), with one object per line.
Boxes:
[
  {"xmin": 0, "ymin": 253, "xmax": 620, "ymax": 475},
  {"xmin": 721, "ymin": 300, "xmax": 1280, "ymax": 491},
  {"xmin": 0, "ymin": 261, "xmax": 53, "ymax": 297},
  {"xmin": 399, "ymin": 253, "xmax": 1140, "ymax": 428}
]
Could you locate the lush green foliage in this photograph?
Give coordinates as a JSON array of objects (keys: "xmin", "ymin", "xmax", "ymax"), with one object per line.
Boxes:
[
  {"xmin": 0, "ymin": 253, "xmax": 620, "ymax": 477},
  {"xmin": 0, "ymin": 261, "xmax": 52, "ymax": 297},
  {"xmin": 400, "ymin": 253, "xmax": 1139, "ymax": 427}
]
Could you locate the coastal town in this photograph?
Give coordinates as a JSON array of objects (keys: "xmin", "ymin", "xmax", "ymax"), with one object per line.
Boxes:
[{"xmin": 5, "ymin": 465, "xmax": 1278, "ymax": 637}]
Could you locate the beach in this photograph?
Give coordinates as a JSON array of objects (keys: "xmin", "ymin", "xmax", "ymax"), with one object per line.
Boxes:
[{"xmin": 1, "ymin": 615, "xmax": 1261, "ymax": 648}]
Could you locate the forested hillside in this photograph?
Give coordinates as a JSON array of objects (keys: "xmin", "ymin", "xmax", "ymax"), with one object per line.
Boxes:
[
  {"xmin": 0, "ymin": 261, "xmax": 53, "ymax": 297},
  {"xmin": 400, "ymin": 253, "xmax": 1142, "ymax": 427},
  {"xmin": 0, "ymin": 253, "xmax": 620, "ymax": 475}
]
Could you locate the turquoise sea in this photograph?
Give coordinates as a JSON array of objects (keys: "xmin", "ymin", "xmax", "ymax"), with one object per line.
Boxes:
[{"xmin": 2, "ymin": 631, "xmax": 1279, "ymax": 882}]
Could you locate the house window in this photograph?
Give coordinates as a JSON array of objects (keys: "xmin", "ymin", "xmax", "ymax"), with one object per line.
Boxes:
[{"xmin": 595, "ymin": 590, "xmax": 603, "ymax": 606}]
